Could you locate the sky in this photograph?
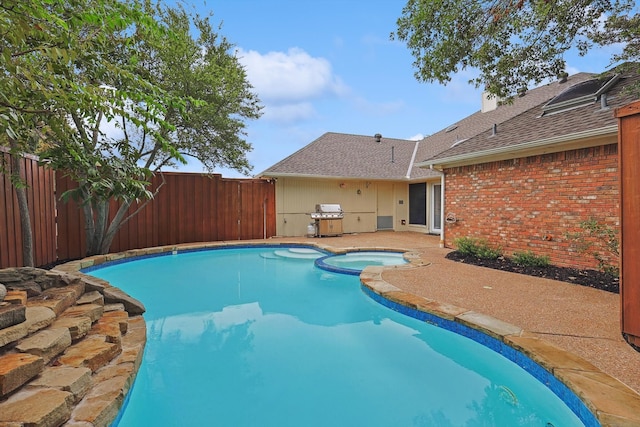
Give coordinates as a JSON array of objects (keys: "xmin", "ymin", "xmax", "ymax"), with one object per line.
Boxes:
[{"xmin": 164, "ymin": 0, "xmax": 623, "ymax": 178}]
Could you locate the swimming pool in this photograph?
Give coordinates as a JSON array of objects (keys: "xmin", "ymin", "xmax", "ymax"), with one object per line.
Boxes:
[{"xmin": 87, "ymin": 246, "xmax": 592, "ymax": 426}]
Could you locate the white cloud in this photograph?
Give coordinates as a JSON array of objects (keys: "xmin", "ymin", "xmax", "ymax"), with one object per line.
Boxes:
[
  {"xmin": 262, "ymin": 102, "xmax": 317, "ymax": 123},
  {"xmin": 408, "ymin": 133, "xmax": 424, "ymax": 141},
  {"xmin": 236, "ymin": 47, "xmax": 348, "ymax": 102}
]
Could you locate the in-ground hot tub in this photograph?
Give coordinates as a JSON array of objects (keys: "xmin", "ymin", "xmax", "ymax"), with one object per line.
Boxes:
[{"xmin": 315, "ymin": 251, "xmax": 408, "ymax": 275}]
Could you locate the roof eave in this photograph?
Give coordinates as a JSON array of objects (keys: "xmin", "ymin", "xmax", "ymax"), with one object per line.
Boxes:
[
  {"xmin": 257, "ymin": 171, "xmax": 418, "ymax": 181},
  {"xmin": 417, "ymin": 125, "xmax": 618, "ymax": 170}
]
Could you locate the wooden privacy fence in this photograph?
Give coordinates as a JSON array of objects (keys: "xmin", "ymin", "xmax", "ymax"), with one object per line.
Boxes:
[
  {"xmin": 1, "ymin": 150, "xmax": 276, "ymax": 268},
  {"xmin": 0, "ymin": 148, "xmax": 57, "ymax": 268},
  {"xmin": 56, "ymin": 172, "xmax": 276, "ymax": 261}
]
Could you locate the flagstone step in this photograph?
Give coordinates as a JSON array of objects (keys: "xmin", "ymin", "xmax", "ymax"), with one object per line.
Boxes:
[
  {"xmin": 57, "ymin": 337, "xmax": 122, "ymax": 373},
  {"xmin": 51, "ymin": 316, "xmax": 92, "ymax": 341},
  {"xmin": 77, "ymin": 290, "xmax": 104, "ymax": 306},
  {"xmin": 4, "ymin": 290, "xmax": 27, "ymax": 305},
  {"xmin": 27, "ymin": 366, "xmax": 92, "ymax": 403},
  {"xmin": 61, "ymin": 303, "xmax": 104, "ymax": 324},
  {"xmin": 16, "ymin": 328, "xmax": 72, "ymax": 364},
  {"xmin": 0, "ymin": 388, "xmax": 74, "ymax": 427},
  {"xmin": 0, "ymin": 303, "xmax": 26, "ymax": 330},
  {"xmin": 27, "ymin": 283, "xmax": 85, "ymax": 316},
  {"xmin": 0, "ymin": 353, "xmax": 44, "ymax": 398}
]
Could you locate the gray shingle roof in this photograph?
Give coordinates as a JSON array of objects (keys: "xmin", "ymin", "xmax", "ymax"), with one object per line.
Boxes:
[
  {"xmin": 413, "ymin": 73, "xmax": 595, "ymax": 165},
  {"xmin": 421, "ymin": 71, "xmax": 639, "ymax": 167},
  {"xmin": 260, "ymin": 132, "xmax": 437, "ymax": 180},
  {"xmin": 259, "ymin": 71, "xmax": 619, "ymax": 181}
]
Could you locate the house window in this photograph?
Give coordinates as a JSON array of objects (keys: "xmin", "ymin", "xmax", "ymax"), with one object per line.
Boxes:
[{"xmin": 409, "ymin": 183, "xmax": 426, "ymax": 226}]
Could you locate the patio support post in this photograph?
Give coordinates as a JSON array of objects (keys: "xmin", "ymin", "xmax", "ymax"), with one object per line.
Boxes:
[
  {"xmin": 440, "ymin": 171, "xmax": 445, "ymax": 248},
  {"xmin": 430, "ymin": 165, "xmax": 446, "ymax": 247}
]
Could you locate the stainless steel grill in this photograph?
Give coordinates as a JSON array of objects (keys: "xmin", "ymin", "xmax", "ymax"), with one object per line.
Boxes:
[
  {"xmin": 310, "ymin": 203, "xmax": 344, "ymax": 219},
  {"xmin": 309, "ymin": 204, "xmax": 343, "ymax": 237}
]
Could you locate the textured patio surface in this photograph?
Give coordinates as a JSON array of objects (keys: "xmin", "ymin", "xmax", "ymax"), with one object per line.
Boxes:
[{"xmin": 271, "ymin": 231, "xmax": 640, "ymax": 395}]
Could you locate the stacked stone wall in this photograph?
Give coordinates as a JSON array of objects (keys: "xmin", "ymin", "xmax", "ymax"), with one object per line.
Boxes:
[
  {"xmin": 0, "ymin": 267, "xmax": 146, "ymax": 427},
  {"xmin": 444, "ymin": 144, "xmax": 619, "ymax": 270}
]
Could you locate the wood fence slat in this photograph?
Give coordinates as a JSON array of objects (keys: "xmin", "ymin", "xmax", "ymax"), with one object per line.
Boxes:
[
  {"xmin": 43, "ymin": 166, "xmax": 56, "ymax": 264},
  {"xmin": 0, "ymin": 152, "xmax": 11, "ymax": 268},
  {"xmin": 10, "ymin": 157, "xmax": 23, "ymax": 267}
]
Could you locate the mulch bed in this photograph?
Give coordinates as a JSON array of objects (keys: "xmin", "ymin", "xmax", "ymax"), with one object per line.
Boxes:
[{"xmin": 445, "ymin": 251, "xmax": 620, "ymax": 294}]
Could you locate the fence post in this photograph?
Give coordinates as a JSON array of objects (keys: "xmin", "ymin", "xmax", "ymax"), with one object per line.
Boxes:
[{"xmin": 615, "ymin": 100, "xmax": 640, "ymax": 348}]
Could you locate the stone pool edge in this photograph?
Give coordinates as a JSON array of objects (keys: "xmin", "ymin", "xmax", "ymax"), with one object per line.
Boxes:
[
  {"xmin": 54, "ymin": 240, "xmax": 640, "ymax": 427},
  {"xmin": 360, "ymin": 267, "xmax": 640, "ymax": 427}
]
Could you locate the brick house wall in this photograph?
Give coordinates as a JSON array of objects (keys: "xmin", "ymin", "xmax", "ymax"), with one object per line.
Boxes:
[{"xmin": 443, "ymin": 143, "xmax": 619, "ymax": 270}]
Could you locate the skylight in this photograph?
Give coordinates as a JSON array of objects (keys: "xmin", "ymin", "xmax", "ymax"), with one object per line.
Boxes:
[{"xmin": 542, "ymin": 75, "xmax": 620, "ymax": 115}]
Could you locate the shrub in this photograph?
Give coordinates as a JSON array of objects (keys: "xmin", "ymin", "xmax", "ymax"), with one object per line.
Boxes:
[
  {"xmin": 512, "ymin": 251, "xmax": 550, "ymax": 267},
  {"xmin": 565, "ymin": 219, "xmax": 619, "ymax": 277},
  {"xmin": 454, "ymin": 237, "xmax": 502, "ymax": 260}
]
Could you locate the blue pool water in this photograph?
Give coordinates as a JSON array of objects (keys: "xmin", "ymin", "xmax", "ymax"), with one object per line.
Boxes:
[{"xmin": 88, "ymin": 247, "xmax": 589, "ymax": 427}]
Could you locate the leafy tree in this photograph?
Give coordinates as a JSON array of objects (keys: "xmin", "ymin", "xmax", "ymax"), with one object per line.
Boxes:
[
  {"xmin": 392, "ymin": 0, "xmax": 638, "ymax": 98},
  {"xmin": 41, "ymin": 2, "xmax": 262, "ymax": 255},
  {"xmin": 1, "ymin": 0, "xmax": 167, "ymax": 264}
]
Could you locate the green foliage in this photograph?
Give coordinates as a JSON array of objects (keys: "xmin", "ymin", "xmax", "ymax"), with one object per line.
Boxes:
[
  {"xmin": 392, "ymin": 0, "xmax": 638, "ymax": 98},
  {"xmin": 512, "ymin": 251, "xmax": 550, "ymax": 268},
  {"xmin": 565, "ymin": 219, "xmax": 620, "ymax": 276},
  {"xmin": 125, "ymin": 3, "xmax": 262, "ymax": 175},
  {"xmin": 2, "ymin": 0, "xmax": 261, "ymax": 255},
  {"xmin": 454, "ymin": 237, "xmax": 502, "ymax": 260}
]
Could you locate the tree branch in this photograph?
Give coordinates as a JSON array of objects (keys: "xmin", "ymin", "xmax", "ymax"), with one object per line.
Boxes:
[{"xmin": 0, "ymin": 100, "xmax": 52, "ymax": 114}]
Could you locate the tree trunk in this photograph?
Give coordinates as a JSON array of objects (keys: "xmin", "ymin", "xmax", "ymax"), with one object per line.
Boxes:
[
  {"xmin": 83, "ymin": 199, "xmax": 110, "ymax": 256},
  {"xmin": 82, "ymin": 201, "xmax": 97, "ymax": 256},
  {"xmin": 99, "ymin": 200, "xmax": 133, "ymax": 254},
  {"xmin": 82, "ymin": 198, "xmax": 134, "ymax": 256},
  {"xmin": 80, "ymin": 177, "xmax": 162, "ymax": 256},
  {"xmin": 9, "ymin": 150, "xmax": 34, "ymax": 267}
]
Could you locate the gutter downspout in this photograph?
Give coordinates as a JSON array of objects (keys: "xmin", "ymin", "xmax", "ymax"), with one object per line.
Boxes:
[
  {"xmin": 405, "ymin": 140, "xmax": 420, "ymax": 179},
  {"xmin": 430, "ymin": 165, "xmax": 445, "ymax": 248}
]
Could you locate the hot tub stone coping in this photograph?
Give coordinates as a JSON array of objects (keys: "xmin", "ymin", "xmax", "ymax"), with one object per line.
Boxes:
[{"xmin": 24, "ymin": 240, "xmax": 640, "ymax": 426}]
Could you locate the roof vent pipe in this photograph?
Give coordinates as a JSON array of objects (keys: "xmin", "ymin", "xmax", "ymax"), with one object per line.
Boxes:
[
  {"xmin": 601, "ymin": 93, "xmax": 608, "ymax": 109},
  {"xmin": 374, "ymin": 133, "xmax": 382, "ymax": 143},
  {"xmin": 391, "ymin": 146, "xmax": 395, "ymax": 163},
  {"xmin": 492, "ymin": 123, "xmax": 497, "ymax": 136}
]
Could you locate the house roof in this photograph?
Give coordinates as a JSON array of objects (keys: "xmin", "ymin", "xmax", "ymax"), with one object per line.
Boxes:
[
  {"xmin": 412, "ymin": 73, "xmax": 595, "ymax": 167},
  {"xmin": 259, "ymin": 70, "xmax": 627, "ymax": 181},
  {"xmin": 419, "ymin": 70, "xmax": 640, "ymax": 169},
  {"xmin": 259, "ymin": 132, "xmax": 434, "ymax": 181}
]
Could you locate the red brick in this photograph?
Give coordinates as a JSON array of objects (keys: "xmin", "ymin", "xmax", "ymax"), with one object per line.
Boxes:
[{"xmin": 444, "ymin": 143, "xmax": 619, "ymax": 270}]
